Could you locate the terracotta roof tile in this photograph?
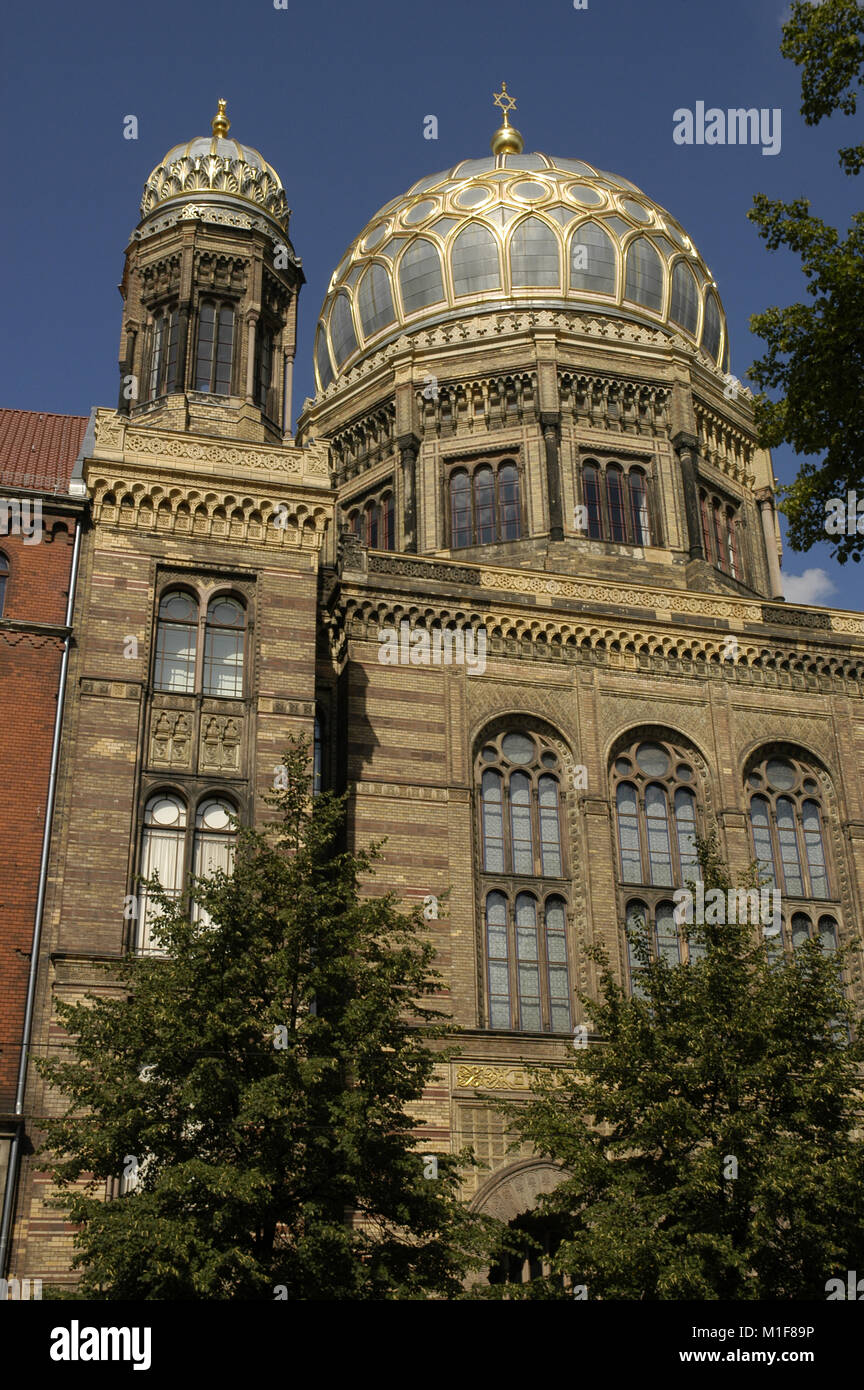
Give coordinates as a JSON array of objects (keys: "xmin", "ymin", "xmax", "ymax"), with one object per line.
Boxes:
[{"xmin": 0, "ymin": 408, "xmax": 89, "ymax": 493}]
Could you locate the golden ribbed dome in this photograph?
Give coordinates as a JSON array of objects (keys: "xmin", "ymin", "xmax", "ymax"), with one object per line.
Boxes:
[
  {"xmin": 314, "ymin": 151, "xmax": 727, "ymax": 393},
  {"xmin": 139, "ymin": 101, "xmax": 290, "ymax": 234}
]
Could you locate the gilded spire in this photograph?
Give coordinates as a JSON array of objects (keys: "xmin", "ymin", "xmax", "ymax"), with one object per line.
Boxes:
[
  {"xmin": 211, "ymin": 98, "xmax": 230, "ymax": 139},
  {"xmin": 491, "ymin": 82, "xmax": 524, "ymax": 155}
]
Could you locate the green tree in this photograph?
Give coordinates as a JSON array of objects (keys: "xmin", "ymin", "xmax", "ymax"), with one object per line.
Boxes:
[
  {"xmin": 748, "ymin": 0, "xmax": 864, "ymax": 564},
  {"xmin": 36, "ymin": 740, "xmax": 495, "ymax": 1299},
  {"xmin": 487, "ymin": 833, "xmax": 864, "ymax": 1299}
]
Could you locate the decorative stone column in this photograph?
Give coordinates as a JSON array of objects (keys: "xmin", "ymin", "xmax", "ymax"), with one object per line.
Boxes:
[
  {"xmin": 756, "ymin": 487, "xmax": 785, "ymax": 599},
  {"xmin": 541, "ymin": 413, "xmax": 564, "ymax": 542},
  {"xmin": 398, "ymin": 433, "xmax": 420, "ymax": 553},
  {"xmin": 673, "ymin": 429, "xmax": 704, "ymax": 560}
]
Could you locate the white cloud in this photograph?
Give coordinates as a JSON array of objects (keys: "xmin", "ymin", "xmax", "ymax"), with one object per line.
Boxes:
[{"xmin": 782, "ymin": 567, "xmax": 837, "ymax": 605}]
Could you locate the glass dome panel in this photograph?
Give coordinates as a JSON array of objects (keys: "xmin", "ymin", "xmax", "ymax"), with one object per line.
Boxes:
[
  {"xmin": 402, "ymin": 199, "xmax": 438, "ymax": 226},
  {"xmin": 377, "ymin": 236, "xmax": 407, "ymax": 260},
  {"xmin": 566, "ymin": 184, "xmax": 605, "ymax": 207},
  {"xmin": 501, "ymin": 153, "xmax": 548, "ymax": 170},
  {"xmin": 315, "ymin": 329, "xmax": 334, "ymax": 389},
  {"xmin": 546, "ymin": 205, "xmax": 577, "ymax": 226},
  {"xmin": 603, "ymin": 215, "xmax": 632, "ymax": 237},
  {"xmin": 398, "ymin": 238, "xmax": 445, "ymax": 314},
  {"xmin": 430, "ymin": 217, "xmax": 459, "ymax": 237},
  {"xmin": 454, "ymin": 185, "xmax": 493, "ymax": 209},
  {"xmin": 357, "ymin": 263, "xmax": 396, "ymax": 338},
  {"xmin": 408, "ymin": 170, "xmax": 449, "ymax": 195},
  {"xmin": 624, "ymin": 238, "xmax": 664, "ymax": 312},
  {"xmin": 329, "ymin": 292, "xmax": 358, "ymax": 368},
  {"xmin": 670, "ymin": 261, "xmax": 699, "ymax": 335},
  {"xmin": 549, "ymin": 157, "xmax": 596, "ymax": 177},
  {"xmin": 362, "ymin": 222, "xmax": 388, "ymax": 252},
  {"xmin": 621, "ymin": 198, "xmax": 653, "ymax": 223},
  {"xmin": 452, "ymin": 223, "xmax": 502, "ymax": 296},
  {"xmin": 663, "ymin": 220, "xmax": 687, "ymax": 248},
  {"xmin": 597, "ymin": 169, "xmax": 642, "ymax": 193},
  {"xmin": 570, "ymin": 221, "xmax": 616, "ymax": 295},
  {"xmin": 702, "ymin": 290, "xmax": 722, "ymax": 362},
  {"xmin": 452, "ymin": 157, "xmax": 497, "ymax": 178},
  {"xmin": 510, "ymin": 217, "xmax": 560, "ymax": 287},
  {"xmin": 511, "ymin": 181, "xmax": 548, "ymax": 201}
]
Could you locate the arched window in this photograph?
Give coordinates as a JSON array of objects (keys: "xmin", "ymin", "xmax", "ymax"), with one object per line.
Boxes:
[
  {"xmin": 195, "ymin": 301, "xmax": 235, "ymax": 395},
  {"xmin": 366, "ymin": 499, "xmax": 381, "ymax": 549},
  {"xmin": 669, "ymin": 261, "xmax": 699, "ymax": 335},
  {"xmin": 700, "ymin": 489, "xmax": 745, "ymax": 582},
  {"xmin": 702, "ymin": 291, "xmax": 722, "ymax": 362},
  {"xmin": 452, "ymin": 223, "xmax": 501, "ymax": 296},
  {"xmin": 625, "ymin": 900, "xmax": 648, "ymax": 997},
  {"xmin": 510, "ymin": 217, "xmax": 559, "ymax": 288},
  {"xmin": 613, "ymin": 737, "xmax": 704, "ymax": 898},
  {"xmin": 382, "ymin": 492, "xmax": 395, "ymax": 550},
  {"xmin": 498, "ymin": 463, "xmax": 520, "ymax": 541},
  {"xmin": 474, "ymin": 466, "xmax": 496, "ymax": 545},
  {"xmin": 747, "ymin": 755, "xmax": 833, "ymax": 902},
  {"xmin": 624, "ymin": 238, "xmax": 664, "ymax": 312},
  {"xmin": 606, "ymin": 465, "xmax": 627, "ymax": 543},
  {"xmin": 147, "ymin": 307, "xmax": 179, "ymax": 400},
  {"xmin": 329, "ymin": 291, "xmax": 359, "ymax": 368},
  {"xmin": 477, "ymin": 731, "xmax": 571, "ymax": 1033},
  {"xmin": 139, "ymin": 793, "xmax": 187, "ymax": 952},
  {"xmin": 570, "ymin": 221, "xmax": 616, "ymax": 295},
  {"xmin": 398, "ymin": 238, "xmax": 445, "ymax": 314},
  {"xmin": 357, "ymin": 263, "xmax": 396, "ymax": 338},
  {"xmin": 628, "ymin": 469, "xmax": 652, "ymax": 546},
  {"xmin": 726, "ymin": 508, "xmax": 740, "ymax": 579},
  {"xmin": 192, "ymin": 798, "xmax": 237, "ymax": 924},
  {"xmin": 0, "ymin": 552, "xmax": 8, "ymax": 616},
  {"xmin": 154, "ymin": 591, "xmax": 198, "ymax": 694},
  {"xmin": 254, "ymin": 323, "xmax": 275, "ymax": 411},
  {"xmin": 625, "ymin": 899, "xmax": 687, "ymax": 994},
  {"xmin": 449, "ymin": 460, "xmax": 521, "ymax": 548},
  {"xmin": 203, "ymin": 596, "xmax": 245, "ymax": 698},
  {"xmin": 583, "ymin": 463, "xmax": 603, "ymax": 538},
  {"xmin": 699, "ymin": 490, "xmax": 713, "ymax": 561},
  {"xmin": 450, "ymin": 469, "xmax": 472, "ymax": 549}
]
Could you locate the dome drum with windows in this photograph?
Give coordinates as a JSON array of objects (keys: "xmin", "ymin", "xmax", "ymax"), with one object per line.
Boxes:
[{"xmin": 314, "ymin": 86, "xmax": 728, "ymax": 392}]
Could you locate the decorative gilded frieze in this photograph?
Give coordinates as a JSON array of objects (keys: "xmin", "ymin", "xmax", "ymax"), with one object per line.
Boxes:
[{"xmin": 455, "ymin": 1063, "xmax": 564, "ymax": 1091}]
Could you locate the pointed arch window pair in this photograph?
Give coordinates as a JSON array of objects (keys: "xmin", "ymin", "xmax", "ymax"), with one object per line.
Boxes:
[
  {"xmin": 478, "ymin": 731, "xmax": 572, "ymax": 1034},
  {"xmin": 154, "ymin": 590, "xmax": 246, "ymax": 697},
  {"xmin": 348, "ymin": 488, "xmax": 396, "ymax": 550}
]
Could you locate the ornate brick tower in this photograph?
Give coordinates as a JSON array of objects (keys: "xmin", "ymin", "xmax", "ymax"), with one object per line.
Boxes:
[
  {"xmin": 117, "ymin": 100, "xmax": 304, "ymax": 443},
  {"xmin": 3, "ymin": 106, "xmax": 334, "ymax": 1286}
]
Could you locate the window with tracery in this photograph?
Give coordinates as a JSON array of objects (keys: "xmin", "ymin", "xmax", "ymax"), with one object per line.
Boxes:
[
  {"xmin": 748, "ymin": 754, "xmax": 832, "ymax": 903},
  {"xmin": 138, "ymin": 793, "xmax": 237, "ymax": 950},
  {"xmin": 450, "ymin": 458, "xmax": 521, "ymax": 548},
  {"xmin": 154, "ymin": 588, "xmax": 247, "ymax": 697},
  {"xmin": 612, "ymin": 738, "xmax": 704, "ymax": 987},
  {"xmin": 580, "ymin": 459, "xmax": 654, "ymax": 546},
  {"xmin": 477, "ymin": 731, "xmax": 571, "ymax": 1033}
]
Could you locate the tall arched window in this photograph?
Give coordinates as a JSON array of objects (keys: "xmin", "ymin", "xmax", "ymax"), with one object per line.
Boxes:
[
  {"xmin": 192, "ymin": 798, "xmax": 237, "ymax": 924},
  {"xmin": 0, "ymin": 552, "xmax": 8, "ymax": 616},
  {"xmin": 613, "ymin": 738, "xmax": 704, "ymax": 978},
  {"xmin": 366, "ymin": 498, "xmax": 382, "ymax": 549},
  {"xmin": 700, "ymin": 489, "xmax": 745, "ymax": 582},
  {"xmin": 477, "ymin": 730, "xmax": 572, "ymax": 1033},
  {"xmin": 628, "ymin": 469, "xmax": 652, "ymax": 546},
  {"xmin": 747, "ymin": 755, "xmax": 833, "ymax": 902},
  {"xmin": 583, "ymin": 463, "xmax": 603, "ymax": 538},
  {"xmin": 449, "ymin": 459, "xmax": 522, "ymax": 548},
  {"xmin": 254, "ymin": 323, "xmax": 275, "ymax": 411},
  {"xmin": 139, "ymin": 793, "xmax": 187, "ymax": 952},
  {"xmin": 195, "ymin": 301, "xmax": 235, "ymax": 394},
  {"xmin": 203, "ymin": 597, "xmax": 245, "ymax": 698},
  {"xmin": 382, "ymin": 492, "xmax": 395, "ymax": 550},
  {"xmin": 606, "ymin": 465, "xmax": 627, "ymax": 543},
  {"xmin": 147, "ymin": 307, "xmax": 179, "ymax": 400},
  {"xmin": 154, "ymin": 591, "xmax": 198, "ymax": 693}
]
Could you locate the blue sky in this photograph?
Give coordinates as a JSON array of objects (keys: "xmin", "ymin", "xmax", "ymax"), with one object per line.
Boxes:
[{"xmin": 2, "ymin": 0, "xmax": 861, "ymax": 612}]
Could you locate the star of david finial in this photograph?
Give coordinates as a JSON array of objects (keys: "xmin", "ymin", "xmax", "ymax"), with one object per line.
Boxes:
[{"xmin": 493, "ymin": 82, "xmax": 517, "ymax": 125}]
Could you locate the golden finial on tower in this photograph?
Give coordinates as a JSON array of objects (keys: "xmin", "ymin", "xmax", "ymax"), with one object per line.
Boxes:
[
  {"xmin": 211, "ymin": 98, "xmax": 230, "ymax": 139},
  {"xmin": 491, "ymin": 82, "xmax": 524, "ymax": 155}
]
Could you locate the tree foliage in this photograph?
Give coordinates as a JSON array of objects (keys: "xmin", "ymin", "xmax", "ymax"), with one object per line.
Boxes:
[
  {"xmin": 36, "ymin": 740, "xmax": 496, "ymax": 1299},
  {"xmin": 748, "ymin": 0, "xmax": 864, "ymax": 564}
]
